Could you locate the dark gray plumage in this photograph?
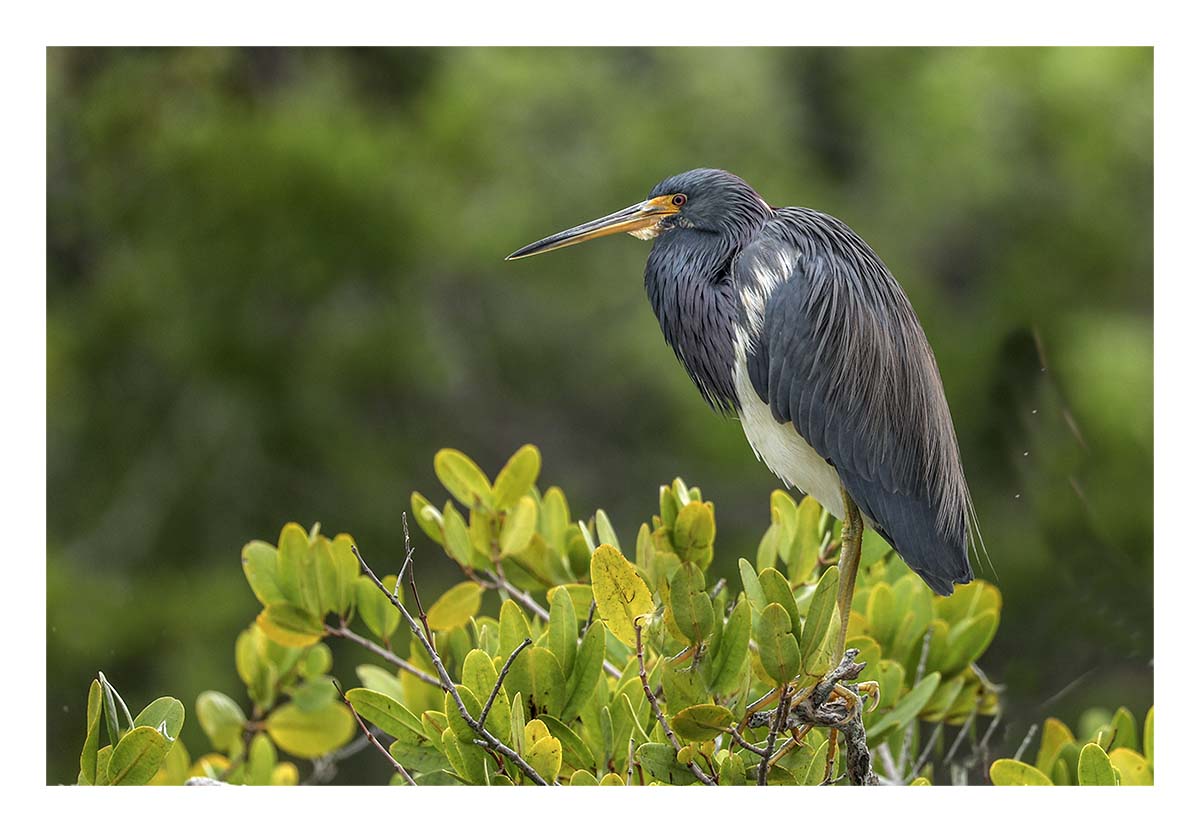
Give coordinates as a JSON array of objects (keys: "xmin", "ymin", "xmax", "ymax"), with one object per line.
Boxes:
[{"xmin": 508, "ymin": 167, "xmax": 977, "ymax": 595}]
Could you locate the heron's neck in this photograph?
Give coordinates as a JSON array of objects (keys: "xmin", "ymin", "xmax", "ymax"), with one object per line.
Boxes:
[{"xmin": 644, "ymin": 229, "xmax": 740, "ymax": 413}]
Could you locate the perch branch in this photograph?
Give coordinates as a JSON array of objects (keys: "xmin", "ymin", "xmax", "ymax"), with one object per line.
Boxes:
[
  {"xmin": 478, "ymin": 637, "xmax": 532, "ymax": 726},
  {"xmin": 324, "ymin": 624, "xmax": 440, "ymax": 687}
]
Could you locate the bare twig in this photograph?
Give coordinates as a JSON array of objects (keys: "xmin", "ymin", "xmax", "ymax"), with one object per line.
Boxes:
[
  {"xmin": 351, "ymin": 539, "xmax": 553, "ymax": 786},
  {"xmin": 728, "ymin": 725, "xmax": 768, "ymax": 758},
  {"xmin": 324, "ymin": 624, "xmax": 440, "ymax": 687},
  {"xmin": 906, "ymin": 720, "xmax": 945, "ymax": 781},
  {"xmin": 1012, "ymin": 722, "xmax": 1039, "ymax": 763},
  {"xmin": 941, "ymin": 709, "xmax": 978, "ymax": 767},
  {"xmin": 336, "ymin": 680, "xmax": 416, "ymax": 785},
  {"xmin": 478, "ymin": 637, "xmax": 532, "ymax": 726},
  {"xmin": 634, "ymin": 622, "xmax": 717, "ymax": 786}
]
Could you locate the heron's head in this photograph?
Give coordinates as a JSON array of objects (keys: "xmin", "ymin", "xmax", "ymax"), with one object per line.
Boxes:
[{"xmin": 505, "ymin": 168, "xmax": 772, "ymax": 261}]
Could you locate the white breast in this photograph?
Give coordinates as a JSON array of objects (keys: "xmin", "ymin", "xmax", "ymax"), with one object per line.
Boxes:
[{"xmin": 732, "ymin": 349, "xmax": 847, "ymax": 521}]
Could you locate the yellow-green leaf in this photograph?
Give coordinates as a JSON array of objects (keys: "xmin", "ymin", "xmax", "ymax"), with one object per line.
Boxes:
[
  {"xmin": 426, "ymin": 582, "xmax": 484, "ymax": 631},
  {"xmin": 500, "ymin": 496, "xmax": 538, "ymax": 556},
  {"xmin": 195, "ymin": 691, "xmax": 246, "ymax": 753},
  {"xmin": 673, "ymin": 501, "xmax": 715, "ymax": 569},
  {"xmin": 257, "ymin": 602, "xmax": 326, "ymax": 648},
  {"xmin": 265, "ymin": 702, "xmax": 354, "ymax": 760},
  {"xmin": 589, "ymin": 544, "xmax": 654, "ymax": 648},
  {"xmin": 1077, "ymin": 742, "xmax": 1118, "ymax": 785},
  {"xmin": 410, "ymin": 491, "xmax": 445, "ymax": 545},
  {"xmin": 107, "ymin": 725, "xmax": 170, "ymax": 785},
  {"xmin": 989, "ymin": 758, "xmax": 1054, "ymax": 785},
  {"xmin": 242, "ymin": 540, "xmax": 285, "ymax": 606},
  {"xmin": 669, "ymin": 562, "xmax": 713, "ymax": 646},
  {"xmin": 434, "ymin": 448, "xmax": 493, "ymax": 510},
  {"xmin": 355, "ymin": 575, "xmax": 401, "ymax": 641},
  {"xmin": 345, "ymin": 688, "xmax": 425, "ymax": 741},
  {"xmin": 1108, "ymin": 748, "xmax": 1152, "ymax": 785},
  {"xmin": 79, "ymin": 679, "xmax": 103, "ymax": 785},
  {"xmin": 800, "ymin": 565, "xmax": 838, "ymax": 672},
  {"xmin": 492, "ymin": 444, "xmax": 541, "ymax": 510},
  {"xmin": 528, "ymin": 735, "xmax": 563, "ymax": 783},
  {"xmin": 757, "ymin": 603, "xmax": 800, "ymax": 685},
  {"xmin": 670, "ymin": 704, "xmax": 734, "ymax": 742}
]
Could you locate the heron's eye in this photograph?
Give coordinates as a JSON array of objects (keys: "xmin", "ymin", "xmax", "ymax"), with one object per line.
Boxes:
[{"xmin": 671, "ymin": 194, "xmax": 687, "ymax": 207}]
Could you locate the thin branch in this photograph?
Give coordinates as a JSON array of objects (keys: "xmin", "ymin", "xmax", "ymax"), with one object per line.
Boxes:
[
  {"xmin": 324, "ymin": 624, "xmax": 440, "ymax": 687},
  {"xmin": 757, "ymin": 685, "xmax": 791, "ymax": 785},
  {"xmin": 336, "ymin": 681, "xmax": 416, "ymax": 785},
  {"xmin": 1012, "ymin": 722, "xmax": 1039, "ymax": 763},
  {"xmin": 479, "ymin": 637, "xmax": 532, "ymax": 726},
  {"xmin": 941, "ymin": 709, "xmax": 978, "ymax": 767},
  {"xmin": 906, "ymin": 720, "xmax": 945, "ymax": 782},
  {"xmin": 634, "ymin": 622, "xmax": 717, "ymax": 786},
  {"xmin": 728, "ymin": 725, "xmax": 768, "ymax": 758},
  {"xmin": 351, "ymin": 540, "xmax": 553, "ymax": 786}
]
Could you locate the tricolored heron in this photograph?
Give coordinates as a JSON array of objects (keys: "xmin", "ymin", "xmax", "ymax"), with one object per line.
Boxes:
[{"xmin": 507, "ymin": 168, "xmax": 977, "ymax": 659}]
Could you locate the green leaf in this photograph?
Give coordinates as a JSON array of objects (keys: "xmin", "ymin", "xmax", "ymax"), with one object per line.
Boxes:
[
  {"xmin": 540, "ymin": 487, "xmax": 570, "ymax": 549},
  {"xmin": 867, "ymin": 672, "xmax": 941, "ymax": 740},
  {"xmin": 500, "ymin": 496, "xmax": 538, "ymax": 556},
  {"xmin": 537, "ymin": 714, "xmax": 593, "ymax": 771},
  {"xmin": 673, "ymin": 501, "xmax": 715, "ymax": 569},
  {"xmin": 706, "ymin": 598, "xmax": 750, "ymax": 697},
  {"xmin": 570, "ymin": 770, "xmax": 599, "ymax": 786},
  {"xmin": 940, "ymin": 610, "xmax": 999, "ymax": 676},
  {"xmin": 594, "ymin": 508, "xmax": 621, "ymax": 551},
  {"xmin": 800, "ymin": 565, "xmax": 838, "ymax": 673},
  {"xmin": 756, "ymin": 603, "xmax": 801, "ymax": 685},
  {"xmin": 669, "ymin": 562, "xmax": 714, "ymax": 646},
  {"xmin": 756, "ymin": 524, "xmax": 780, "ymax": 572},
  {"xmin": 345, "ymin": 688, "xmax": 425, "ymax": 741},
  {"xmin": 786, "ymin": 496, "xmax": 823, "ymax": 581},
  {"xmin": 859, "ymin": 529, "xmax": 892, "ymax": 568},
  {"xmin": 492, "ymin": 444, "xmax": 541, "ymax": 510},
  {"xmin": 133, "ymin": 696, "xmax": 185, "ymax": 742},
  {"xmin": 590, "ymin": 544, "xmax": 654, "ymax": 648},
  {"xmin": 739, "ymin": 558, "xmax": 767, "ymax": 611},
  {"xmin": 866, "ymin": 582, "xmax": 897, "ymax": 648},
  {"xmin": 195, "ymin": 691, "xmax": 246, "ymax": 753},
  {"xmin": 528, "ymin": 646, "xmax": 566, "ymax": 716},
  {"xmin": 1108, "ymin": 706, "xmax": 1138, "ymax": 751},
  {"xmin": 329, "ymin": 534, "xmax": 360, "ymax": 616},
  {"xmin": 354, "ymin": 575, "xmax": 402, "ymax": 642},
  {"xmin": 355, "ymin": 664, "xmax": 406, "ymax": 703},
  {"xmin": 990, "ymin": 758, "xmax": 1054, "ymax": 786},
  {"xmin": 79, "ymin": 679, "xmax": 103, "ymax": 785},
  {"xmin": 1108, "ymin": 748, "xmax": 1152, "ymax": 786},
  {"xmin": 275, "ymin": 522, "xmax": 321, "ymax": 614},
  {"xmin": 547, "ymin": 583, "xmax": 593, "ymax": 622},
  {"xmin": 265, "ymin": 702, "xmax": 355, "ymax": 759},
  {"xmin": 434, "ymin": 448, "xmax": 493, "ymax": 510},
  {"xmin": 426, "ymin": 582, "xmax": 484, "ymax": 631},
  {"xmin": 1077, "ymin": 742, "xmax": 1118, "ymax": 785},
  {"xmin": 256, "ymin": 602, "xmax": 326, "ymax": 648},
  {"xmin": 548, "ymin": 588, "xmax": 579, "ymax": 677},
  {"xmin": 107, "ymin": 726, "xmax": 170, "ymax": 785},
  {"xmin": 242, "ymin": 540, "xmax": 286, "ymax": 606},
  {"xmin": 441, "ymin": 504, "xmax": 474, "ymax": 567},
  {"xmin": 759, "ymin": 567, "xmax": 801, "ymax": 642},
  {"xmin": 562, "ymin": 622, "xmax": 605, "ymax": 723},
  {"xmin": 636, "ymin": 742, "xmax": 698, "ymax": 785},
  {"xmin": 246, "ymin": 734, "xmax": 277, "ymax": 786},
  {"xmin": 410, "ymin": 491, "xmax": 445, "ymax": 545},
  {"xmin": 670, "ymin": 704, "xmax": 734, "ymax": 742}
]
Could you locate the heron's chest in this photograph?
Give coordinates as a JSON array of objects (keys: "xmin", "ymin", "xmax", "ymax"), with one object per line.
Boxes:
[{"xmin": 732, "ymin": 355, "xmax": 846, "ymax": 520}]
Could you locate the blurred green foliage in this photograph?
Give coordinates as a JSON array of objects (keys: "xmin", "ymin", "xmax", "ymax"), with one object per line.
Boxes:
[{"xmin": 47, "ymin": 47, "xmax": 1152, "ymax": 784}]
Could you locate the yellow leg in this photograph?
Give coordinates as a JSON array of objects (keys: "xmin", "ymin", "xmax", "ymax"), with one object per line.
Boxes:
[
  {"xmin": 832, "ymin": 488, "xmax": 864, "ymax": 662},
  {"xmin": 823, "ymin": 728, "xmax": 840, "ymax": 784}
]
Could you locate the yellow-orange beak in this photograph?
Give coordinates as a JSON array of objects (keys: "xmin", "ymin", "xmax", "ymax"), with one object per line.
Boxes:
[{"xmin": 505, "ymin": 194, "xmax": 682, "ymax": 260}]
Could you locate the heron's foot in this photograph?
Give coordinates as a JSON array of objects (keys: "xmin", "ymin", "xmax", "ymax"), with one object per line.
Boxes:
[
  {"xmin": 822, "ymin": 728, "xmax": 840, "ymax": 784},
  {"xmin": 738, "ymin": 687, "xmax": 782, "ymax": 733}
]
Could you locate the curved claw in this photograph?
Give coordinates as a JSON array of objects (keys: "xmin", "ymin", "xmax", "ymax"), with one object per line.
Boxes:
[{"xmin": 856, "ymin": 680, "xmax": 881, "ymax": 713}]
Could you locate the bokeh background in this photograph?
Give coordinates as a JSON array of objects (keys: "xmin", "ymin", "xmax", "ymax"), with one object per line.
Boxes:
[{"xmin": 46, "ymin": 46, "xmax": 1152, "ymax": 784}]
